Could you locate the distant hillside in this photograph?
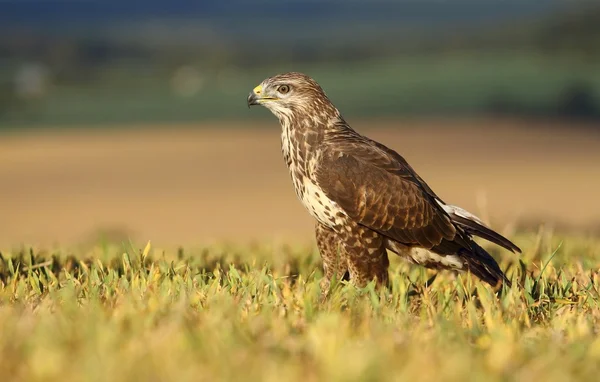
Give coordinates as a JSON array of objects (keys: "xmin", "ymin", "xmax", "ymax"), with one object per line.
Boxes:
[
  {"xmin": 0, "ymin": 1, "xmax": 564, "ymax": 23},
  {"xmin": 1, "ymin": 0, "xmax": 567, "ymax": 44},
  {"xmin": 0, "ymin": 1, "xmax": 597, "ymax": 69},
  {"xmin": 1, "ymin": 0, "xmax": 591, "ymax": 66},
  {"xmin": 435, "ymin": 3, "xmax": 600, "ymax": 55},
  {"xmin": 1, "ymin": 0, "xmax": 598, "ymax": 126}
]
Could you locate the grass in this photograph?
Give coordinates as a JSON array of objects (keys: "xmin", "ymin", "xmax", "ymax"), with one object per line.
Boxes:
[{"xmin": 0, "ymin": 229, "xmax": 599, "ymax": 381}]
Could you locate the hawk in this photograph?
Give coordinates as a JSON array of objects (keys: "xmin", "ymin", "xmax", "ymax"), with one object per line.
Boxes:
[{"xmin": 247, "ymin": 72, "xmax": 520, "ymax": 290}]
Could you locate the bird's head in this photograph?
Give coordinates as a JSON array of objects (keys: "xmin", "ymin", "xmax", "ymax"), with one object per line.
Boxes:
[{"xmin": 247, "ymin": 72, "xmax": 337, "ymax": 122}]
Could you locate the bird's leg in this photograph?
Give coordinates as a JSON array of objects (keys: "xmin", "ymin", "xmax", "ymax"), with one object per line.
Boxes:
[
  {"xmin": 342, "ymin": 225, "xmax": 390, "ymax": 289},
  {"xmin": 315, "ymin": 222, "xmax": 349, "ymax": 295}
]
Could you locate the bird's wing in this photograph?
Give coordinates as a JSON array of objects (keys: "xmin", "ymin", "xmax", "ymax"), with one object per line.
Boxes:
[
  {"xmin": 318, "ymin": 131, "xmax": 521, "ymax": 254},
  {"xmin": 315, "ymin": 135, "xmax": 458, "ymax": 248}
]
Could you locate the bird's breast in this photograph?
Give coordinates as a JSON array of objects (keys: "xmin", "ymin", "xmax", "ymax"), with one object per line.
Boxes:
[
  {"xmin": 287, "ymin": 157, "xmax": 346, "ymax": 230},
  {"xmin": 280, "ymin": 124, "xmax": 347, "ymax": 229},
  {"xmin": 298, "ymin": 177, "xmax": 345, "ymax": 229}
]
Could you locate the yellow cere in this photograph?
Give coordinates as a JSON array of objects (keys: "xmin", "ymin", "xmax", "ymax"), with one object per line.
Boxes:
[{"xmin": 253, "ymin": 85, "xmax": 262, "ymax": 95}]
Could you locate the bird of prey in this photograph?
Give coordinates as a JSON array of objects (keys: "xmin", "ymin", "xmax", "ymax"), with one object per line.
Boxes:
[{"xmin": 247, "ymin": 72, "xmax": 520, "ymax": 291}]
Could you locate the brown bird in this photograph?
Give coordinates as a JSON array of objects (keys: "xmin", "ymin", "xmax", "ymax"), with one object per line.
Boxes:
[{"xmin": 247, "ymin": 72, "xmax": 520, "ymax": 291}]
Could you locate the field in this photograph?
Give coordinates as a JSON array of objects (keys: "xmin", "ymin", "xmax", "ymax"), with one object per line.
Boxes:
[
  {"xmin": 1, "ymin": 118, "xmax": 599, "ymax": 247},
  {"xmin": 1, "ymin": 119, "xmax": 600, "ymax": 381},
  {"xmin": 0, "ymin": 233, "xmax": 598, "ymax": 381}
]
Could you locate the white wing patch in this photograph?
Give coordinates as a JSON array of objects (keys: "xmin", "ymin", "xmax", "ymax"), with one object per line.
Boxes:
[
  {"xmin": 437, "ymin": 201, "xmax": 488, "ymax": 227},
  {"xmin": 409, "ymin": 247, "xmax": 464, "ymax": 269},
  {"xmin": 388, "ymin": 241, "xmax": 465, "ymax": 270}
]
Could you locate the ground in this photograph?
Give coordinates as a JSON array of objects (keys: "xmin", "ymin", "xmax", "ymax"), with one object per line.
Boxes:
[
  {"xmin": 1, "ymin": 118, "xmax": 599, "ymax": 248},
  {"xmin": 0, "ymin": 118, "xmax": 599, "ymax": 381}
]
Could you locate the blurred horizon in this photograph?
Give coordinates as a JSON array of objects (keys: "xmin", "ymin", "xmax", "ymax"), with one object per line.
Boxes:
[{"xmin": 1, "ymin": 0, "xmax": 599, "ymax": 128}]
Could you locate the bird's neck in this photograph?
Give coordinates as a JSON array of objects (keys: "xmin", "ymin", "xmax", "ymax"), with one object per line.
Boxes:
[
  {"xmin": 279, "ymin": 107, "xmax": 352, "ymax": 173},
  {"xmin": 282, "ymin": 115, "xmax": 340, "ymax": 146}
]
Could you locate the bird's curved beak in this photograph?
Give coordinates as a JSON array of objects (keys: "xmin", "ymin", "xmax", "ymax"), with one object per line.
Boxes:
[
  {"xmin": 247, "ymin": 89, "xmax": 260, "ymax": 108},
  {"xmin": 247, "ymin": 84, "xmax": 263, "ymax": 108},
  {"xmin": 247, "ymin": 84, "xmax": 276, "ymax": 108}
]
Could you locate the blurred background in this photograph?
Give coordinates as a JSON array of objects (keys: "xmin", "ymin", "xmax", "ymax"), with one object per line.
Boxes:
[{"xmin": 1, "ymin": 0, "xmax": 599, "ymax": 248}]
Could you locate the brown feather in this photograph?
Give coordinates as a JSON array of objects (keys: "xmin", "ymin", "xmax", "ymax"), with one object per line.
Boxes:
[{"xmin": 315, "ymin": 143, "xmax": 455, "ymax": 249}]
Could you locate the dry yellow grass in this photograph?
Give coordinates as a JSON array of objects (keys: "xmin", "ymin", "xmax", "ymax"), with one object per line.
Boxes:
[{"xmin": 1, "ymin": 117, "xmax": 599, "ymax": 248}]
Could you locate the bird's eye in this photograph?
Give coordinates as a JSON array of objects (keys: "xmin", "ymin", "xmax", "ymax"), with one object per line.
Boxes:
[{"xmin": 278, "ymin": 85, "xmax": 290, "ymax": 94}]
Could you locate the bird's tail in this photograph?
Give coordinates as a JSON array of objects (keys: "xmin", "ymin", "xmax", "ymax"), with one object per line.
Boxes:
[
  {"xmin": 459, "ymin": 240, "xmax": 511, "ymax": 288},
  {"xmin": 440, "ymin": 203, "xmax": 521, "ymax": 254}
]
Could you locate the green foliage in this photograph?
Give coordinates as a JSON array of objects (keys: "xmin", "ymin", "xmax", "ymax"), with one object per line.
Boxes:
[
  {"xmin": 2, "ymin": 52, "xmax": 600, "ymax": 128},
  {"xmin": 0, "ymin": 231, "xmax": 599, "ymax": 381}
]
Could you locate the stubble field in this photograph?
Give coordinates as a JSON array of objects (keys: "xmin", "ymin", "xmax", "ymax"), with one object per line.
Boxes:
[{"xmin": 1, "ymin": 118, "xmax": 599, "ymax": 381}]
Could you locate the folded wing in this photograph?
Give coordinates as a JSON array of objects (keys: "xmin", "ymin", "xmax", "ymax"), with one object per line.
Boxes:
[{"xmin": 315, "ymin": 137, "xmax": 457, "ymax": 249}]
